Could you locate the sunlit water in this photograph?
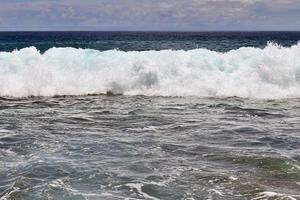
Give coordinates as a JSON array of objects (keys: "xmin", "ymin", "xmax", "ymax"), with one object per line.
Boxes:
[{"xmin": 0, "ymin": 95, "xmax": 299, "ymax": 200}]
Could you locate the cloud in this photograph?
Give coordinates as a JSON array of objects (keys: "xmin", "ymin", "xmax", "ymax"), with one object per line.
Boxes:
[{"xmin": 0, "ymin": 0, "xmax": 299, "ymax": 30}]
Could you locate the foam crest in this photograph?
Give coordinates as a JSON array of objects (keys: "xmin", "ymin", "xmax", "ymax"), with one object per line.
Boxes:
[{"xmin": 0, "ymin": 43, "xmax": 300, "ymax": 98}]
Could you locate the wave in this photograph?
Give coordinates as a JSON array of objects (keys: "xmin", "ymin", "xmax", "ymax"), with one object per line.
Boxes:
[{"xmin": 0, "ymin": 43, "xmax": 300, "ymax": 98}]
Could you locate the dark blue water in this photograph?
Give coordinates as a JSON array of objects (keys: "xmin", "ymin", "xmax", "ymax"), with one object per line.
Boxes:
[
  {"xmin": 1, "ymin": 31, "xmax": 300, "ymax": 52},
  {"xmin": 0, "ymin": 32, "xmax": 300, "ymax": 200}
]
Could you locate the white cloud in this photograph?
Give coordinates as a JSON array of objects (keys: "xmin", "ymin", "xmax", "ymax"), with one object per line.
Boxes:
[{"xmin": 0, "ymin": 0, "xmax": 299, "ymax": 30}]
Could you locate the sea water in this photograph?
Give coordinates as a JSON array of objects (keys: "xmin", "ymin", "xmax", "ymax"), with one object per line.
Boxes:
[{"xmin": 0, "ymin": 32, "xmax": 299, "ymax": 200}]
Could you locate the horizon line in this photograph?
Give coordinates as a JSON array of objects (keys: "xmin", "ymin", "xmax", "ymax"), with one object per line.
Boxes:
[{"xmin": 1, "ymin": 30, "xmax": 300, "ymax": 32}]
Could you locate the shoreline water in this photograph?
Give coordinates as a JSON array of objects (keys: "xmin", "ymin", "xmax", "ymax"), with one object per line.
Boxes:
[{"xmin": 1, "ymin": 95, "xmax": 300, "ymax": 199}]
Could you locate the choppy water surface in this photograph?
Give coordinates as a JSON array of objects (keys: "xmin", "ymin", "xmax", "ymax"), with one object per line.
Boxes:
[
  {"xmin": 0, "ymin": 95, "xmax": 299, "ymax": 200},
  {"xmin": 1, "ymin": 31, "xmax": 300, "ymax": 199}
]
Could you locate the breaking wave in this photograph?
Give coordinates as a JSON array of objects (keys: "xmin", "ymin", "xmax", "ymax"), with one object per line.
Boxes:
[{"xmin": 0, "ymin": 43, "xmax": 300, "ymax": 98}]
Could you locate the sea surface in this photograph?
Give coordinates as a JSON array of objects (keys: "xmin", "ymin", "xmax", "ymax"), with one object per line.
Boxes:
[{"xmin": 0, "ymin": 32, "xmax": 300, "ymax": 200}]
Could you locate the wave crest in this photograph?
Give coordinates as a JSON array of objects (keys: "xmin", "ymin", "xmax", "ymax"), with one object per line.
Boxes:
[{"xmin": 1, "ymin": 43, "xmax": 300, "ymax": 98}]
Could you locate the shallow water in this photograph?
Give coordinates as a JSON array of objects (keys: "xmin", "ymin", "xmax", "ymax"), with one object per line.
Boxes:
[{"xmin": 0, "ymin": 95, "xmax": 299, "ymax": 200}]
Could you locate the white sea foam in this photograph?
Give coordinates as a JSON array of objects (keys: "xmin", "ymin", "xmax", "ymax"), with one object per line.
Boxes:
[
  {"xmin": 125, "ymin": 183, "xmax": 160, "ymax": 200},
  {"xmin": 253, "ymin": 191, "xmax": 300, "ymax": 200},
  {"xmin": 1, "ymin": 43, "xmax": 300, "ymax": 98}
]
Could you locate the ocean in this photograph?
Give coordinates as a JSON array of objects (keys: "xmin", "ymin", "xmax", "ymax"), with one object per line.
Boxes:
[{"xmin": 0, "ymin": 32, "xmax": 299, "ymax": 200}]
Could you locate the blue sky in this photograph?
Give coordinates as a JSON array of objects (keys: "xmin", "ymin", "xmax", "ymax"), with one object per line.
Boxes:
[{"xmin": 0, "ymin": 0, "xmax": 300, "ymax": 31}]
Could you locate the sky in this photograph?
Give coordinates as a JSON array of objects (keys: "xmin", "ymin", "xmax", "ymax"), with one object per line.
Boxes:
[{"xmin": 0, "ymin": 0, "xmax": 300, "ymax": 31}]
